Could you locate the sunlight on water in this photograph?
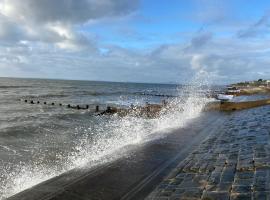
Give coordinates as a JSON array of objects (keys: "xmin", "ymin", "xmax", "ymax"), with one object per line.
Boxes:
[{"xmin": 1, "ymin": 72, "xmax": 212, "ymax": 199}]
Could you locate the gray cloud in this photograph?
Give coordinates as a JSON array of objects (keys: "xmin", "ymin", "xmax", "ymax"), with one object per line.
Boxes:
[
  {"xmin": 1, "ymin": 0, "xmax": 139, "ymax": 24},
  {"xmin": 190, "ymin": 32, "xmax": 212, "ymax": 48},
  {"xmin": 184, "ymin": 30, "xmax": 213, "ymax": 53},
  {"xmin": 0, "ymin": 0, "xmax": 139, "ymax": 50},
  {"xmin": 0, "ymin": 14, "xmax": 25, "ymax": 43},
  {"xmin": 0, "ymin": 0, "xmax": 269, "ymax": 84},
  {"xmin": 237, "ymin": 13, "xmax": 270, "ymax": 38},
  {"xmin": 1, "ymin": 35, "xmax": 270, "ymax": 84}
]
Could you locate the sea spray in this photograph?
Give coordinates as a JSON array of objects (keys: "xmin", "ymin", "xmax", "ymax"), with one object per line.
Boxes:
[{"xmin": 0, "ymin": 72, "xmax": 212, "ymax": 199}]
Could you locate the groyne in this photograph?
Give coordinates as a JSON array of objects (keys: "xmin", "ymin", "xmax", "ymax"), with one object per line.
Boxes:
[{"xmin": 21, "ymin": 98, "xmax": 270, "ymax": 117}]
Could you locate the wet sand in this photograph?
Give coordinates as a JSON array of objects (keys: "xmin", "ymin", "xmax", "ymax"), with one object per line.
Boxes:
[
  {"xmin": 7, "ymin": 112, "xmax": 225, "ymax": 200},
  {"xmin": 147, "ymin": 105, "xmax": 270, "ymax": 200}
]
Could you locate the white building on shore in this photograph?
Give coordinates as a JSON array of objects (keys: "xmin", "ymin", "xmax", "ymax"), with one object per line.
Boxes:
[{"xmin": 266, "ymin": 80, "xmax": 270, "ymax": 87}]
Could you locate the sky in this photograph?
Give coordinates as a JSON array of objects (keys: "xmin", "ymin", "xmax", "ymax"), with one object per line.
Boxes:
[{"xmin": 0, "ymin": 0, "xmax": 270, "ymax": 84}]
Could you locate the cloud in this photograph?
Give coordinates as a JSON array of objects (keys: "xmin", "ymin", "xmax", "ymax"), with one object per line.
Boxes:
[
  {"xmin": 0, "ymin": 14, "xmax": 25, "ymax": 43},
  {"xmin": 0, "ymin": 0, "xmax": 139, "ymax": 24},
  {"xmin": 237, "ymin": 12, "xmax": 270, "ymax": 38},
  {"xmin": 184, "ymin": 30, "xmax": 213, "ymax": 52},
  {"xmin": 0, "ymin": 0, "xmax": 269, "ymax": 84},
  {"xmin": 1, "ymin": 34, "xmax": 270, "ymax": 84},
  {"xmin": 0, "ymin": 0, "xmax": 139, "ymax": 50},
  {"xmin": 190, "ymin": 0, "xmax": 230, "ymax": 25}
]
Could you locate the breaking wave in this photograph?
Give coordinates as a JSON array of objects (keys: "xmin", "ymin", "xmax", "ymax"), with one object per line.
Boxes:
[{"xmin": 0, "ymin": 72, "xmax": 212, "ymax": 199}]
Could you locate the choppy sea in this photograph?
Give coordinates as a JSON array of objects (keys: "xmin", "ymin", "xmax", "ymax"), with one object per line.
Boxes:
[{"xmin": 0, "ymin": 77, "xmax": 213, "ymax": 199}]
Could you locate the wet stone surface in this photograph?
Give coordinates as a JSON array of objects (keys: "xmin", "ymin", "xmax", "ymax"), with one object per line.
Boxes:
[{"xmin": 147, "ymin": 105, "xmax": 270, "ymax": 200}]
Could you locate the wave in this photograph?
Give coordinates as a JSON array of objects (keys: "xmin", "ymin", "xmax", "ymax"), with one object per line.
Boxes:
[
  {"xmin": 23, "ymin": 94, "xmax": 69, "ymax": 99},
  {"xmin": 22, "ymin": 91, "xmax": 177, "ymax": 102},
  {"xmin": 134, "ymin": 92, "xmax": 178, "ymax": 97},
  {"xmin": 75, "ymin": 90, "xmax": 178, "ymax": 98},
  {"xmin": 0, "ymin": 72, "xmax": 212, "ymax": 199},
  {"xmin": 0, "ymin": 86, "xmax": 31, "ymax": 89}
]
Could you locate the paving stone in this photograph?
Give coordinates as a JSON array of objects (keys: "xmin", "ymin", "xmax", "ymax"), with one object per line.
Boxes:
[
  {"xmin": 220, "ymin": 166, "xmax": 235, "ymax": 182},
  {"xmin": 230, "ymin": 193, "xmax": 252, "ymax": 200},
  {"xmin": 208, "ymin": 172, "xmax": 221, "ymax": 185},
  {"xmin": 159, "ymin": 190, "xmax": 174, "ymax": 197},
  {"xmin": 231, "ymin": 185, "xmax": 252, "ymax": 193},
  {"xmin": 169, "ymin": 178, "xmax": 184, "ymax": 186},
  {"xmin": 154, "ymin": 197, "xmax": 170, "ymax": 200},
  {"xmin": 173, "ymin": 188, "xmax": 186, "ymax": 195},
  {"xmin": 233, "ymin": 178, "xmax": 254, "ymax": 186},
  {"xmin": 201, "ymin": 191, "xmax": 230, "ymax": 200},
  {"xmin": 147, "ymin": 107, "xmax": 270, "ymax": 199},
  {"xmin": 235, "ymin": 171, "xmax": 254, "ymax": 179},
  {"xmin": 216, "ymin": 182, "xmax": 232, "ymax": 192},
  {"xmin": 254, "ymin": 158, "xmax": 270, "ymax": 168},
  {"xmin": 253, "ymin": 191, "xmax": 270, "ymax": 200},
  {"xmin": 179, "ymin": 188, "xmax": 203, "ymax": 198}
]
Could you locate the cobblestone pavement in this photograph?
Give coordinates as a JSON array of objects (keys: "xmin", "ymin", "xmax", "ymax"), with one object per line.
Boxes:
[{"xmin": 147, "ymin": 106, "xmax": 270, "ymax": 200}]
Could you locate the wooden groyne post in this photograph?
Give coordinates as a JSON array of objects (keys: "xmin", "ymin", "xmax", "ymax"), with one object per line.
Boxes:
[{"xmin": 95, "ymin": 105, "xmax": 99, "ymax": 112}]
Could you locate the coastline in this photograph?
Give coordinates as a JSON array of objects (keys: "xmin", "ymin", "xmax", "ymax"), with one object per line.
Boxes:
[
  {"xmin": 7, "ymin": 112, "xmax": 224, "ymax": 200},
  {"xmin": 4, "ymin": 79, "xmax": 270, "ymax": 200},
  {"xmin": 9, "ymin": 100, "xmax": 270, "ymax": 200},
  {"xmin": 229, "ymin": 87, "xmax": 270, "ymax": 96}
]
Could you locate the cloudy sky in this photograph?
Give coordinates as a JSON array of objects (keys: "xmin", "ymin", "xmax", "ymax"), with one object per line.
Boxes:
[{"xmin": 0, "ymin": 0, "xmax": 270, "ymax": 84}]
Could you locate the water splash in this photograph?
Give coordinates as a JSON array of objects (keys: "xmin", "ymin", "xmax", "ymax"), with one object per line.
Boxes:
[{"xmin": 0, "ymin": 72, "xmax": 212, "ymax": 199}]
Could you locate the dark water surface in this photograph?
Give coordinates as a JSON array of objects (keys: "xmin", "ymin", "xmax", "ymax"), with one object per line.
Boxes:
[
  {"xmin": 0, "ymin": 77, "xmax": 210, "ymax": 199},
  {"xmin": 0, "ymin": 78, "xmax": 192, "ymax": 199}
]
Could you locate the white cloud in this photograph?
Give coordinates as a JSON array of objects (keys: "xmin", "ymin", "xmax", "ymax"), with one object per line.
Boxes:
[
  {"xmin": 190, "ymin": 54, "xmax": 205, "ymax": 70},
  {"xmin": 0, "ymin": 0, "xmax": 139, "ymax": 50},
  {"xmin": 0, "ymin": 0, "xmax": 269, "ymax": 84}
]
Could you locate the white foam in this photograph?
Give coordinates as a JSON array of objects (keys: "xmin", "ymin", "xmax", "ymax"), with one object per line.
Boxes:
[{"xmin": 1, "ymin": 72, "xmax": 212, "ymax": 199}]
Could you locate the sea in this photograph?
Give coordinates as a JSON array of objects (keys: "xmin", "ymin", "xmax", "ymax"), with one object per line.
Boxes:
[{"xmin": 0, "ymin": 77, "xmax": 213, "ymax": 199}]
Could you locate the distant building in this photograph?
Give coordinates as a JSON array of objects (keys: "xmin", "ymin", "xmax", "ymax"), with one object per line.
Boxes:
[
  {"xmin": 266, "ymin": 80, "xmax": 270, "ymax": 87},
  {"xmin": 235, "ymin": 79, "xmax": 270, "ymax": 87}
]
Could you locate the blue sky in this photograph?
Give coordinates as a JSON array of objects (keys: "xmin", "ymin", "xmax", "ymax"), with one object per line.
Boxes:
[{"xmin": 0, "ymin": 0, "xmax": 270, "ymax": 84}]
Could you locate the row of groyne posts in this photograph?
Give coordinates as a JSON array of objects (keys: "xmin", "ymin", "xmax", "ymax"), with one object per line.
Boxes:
[
  {"xmin": 20, "ymin": 99, "xmax": 169, "ymax": 116},
  {"xmin": 22, "ymin": 99, "xmax": 98, "ymax": 111},
  {"xmin": 21, "ymin": 97, "xmax": 270, "ymax": 115}
]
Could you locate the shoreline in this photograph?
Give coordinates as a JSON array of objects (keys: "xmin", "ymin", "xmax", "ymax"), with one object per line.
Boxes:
[
  {"xmin": 6, "ymin": 112, "xmax": 224, "ymax": 200},
  {"xmin": 8, "ymin": 100, "xmax": 269, "ymax": 200},
  {"xmin": 5, "ymin": 81, "xmax": 270, "ymax": 200},
  {"xmin": 229, "ymin": 86, "xmax": 270, "ymax": 96}
]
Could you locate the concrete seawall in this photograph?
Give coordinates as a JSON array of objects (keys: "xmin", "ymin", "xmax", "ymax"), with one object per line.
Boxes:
[{"xmin": 206, "ymin": 98, "xmax": 270, "ymax": 111}]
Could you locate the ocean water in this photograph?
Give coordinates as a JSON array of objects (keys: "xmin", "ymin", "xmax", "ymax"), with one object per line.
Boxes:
[{"xmin": 0, "ymin": 77, "xmax": 211, "ymax": 199}]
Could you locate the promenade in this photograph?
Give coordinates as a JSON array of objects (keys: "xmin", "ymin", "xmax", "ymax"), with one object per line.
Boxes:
[{"xmin": 147, "ymin": 105, "xmax": 270, "ymax": 200}]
